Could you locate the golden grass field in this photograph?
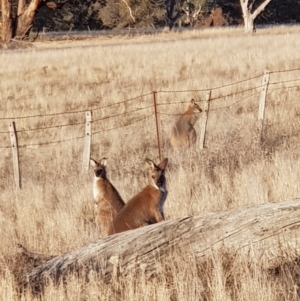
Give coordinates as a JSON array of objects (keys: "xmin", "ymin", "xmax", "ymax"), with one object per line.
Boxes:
[{"xmin": 1, "ymin": 25, "xmax": 300, "ymax": 300}]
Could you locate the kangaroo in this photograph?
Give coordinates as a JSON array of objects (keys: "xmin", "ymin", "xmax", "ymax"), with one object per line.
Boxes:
[
  {"xmin": 90, "ymin": 158, "xmax": 125, "ymax": 236},
  {"xmin": 170, "ymin": 99, "xmax": 202, "ymax": 148},
  {"xmin": 108, "ymin": 158, "xmax": 168, "ymax": 235}
]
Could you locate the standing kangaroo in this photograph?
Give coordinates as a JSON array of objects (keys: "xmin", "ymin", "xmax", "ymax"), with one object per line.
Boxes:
[
  {"xmin": 108, "ymin": 158, "xmax": 168, "ymax": 235},
  {"xmin": 170, "ymin": 99, "xmax": 202, "ymax": 148},
  {"xmin": 90, "ymin": 158, "xmax": 125, "ymax": 236}
]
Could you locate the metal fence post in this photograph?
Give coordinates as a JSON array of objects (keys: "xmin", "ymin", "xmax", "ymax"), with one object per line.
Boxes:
[
  {"xmin": 153, "ymin": 91, "xmax": 162, "ymax": 161},
  {"xmin": 82, "ymin": 111, "xmax": 92, "ymax": 171},
  {"xmin": 9, "ymin": 121, "xmax": 21, "ymax": 189},
  {"xmin": 199, "ymin": 91, "xmax": 211, "ymax": 150}
]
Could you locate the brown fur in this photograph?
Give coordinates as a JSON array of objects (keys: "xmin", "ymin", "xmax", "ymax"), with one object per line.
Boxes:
[
  {"xmin": 90, "ymin": 158, "xmax": 125, "ymax": 236},
  {"xmin": 170, "ymin": 99, "xmax": 202, "ymax": 148},
  {"xmin": 108, "ymin": 158, "xmax": 168, "ymax": 235}
]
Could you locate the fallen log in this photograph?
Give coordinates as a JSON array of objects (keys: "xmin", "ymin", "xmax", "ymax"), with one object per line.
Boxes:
[{"xmin": 24, "ymin": 198, "xmax": 300, "ymax": 293}]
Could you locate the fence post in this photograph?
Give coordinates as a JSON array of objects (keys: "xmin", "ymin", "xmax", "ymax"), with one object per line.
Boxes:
[
  {"xmin": 199, "ymin": 91, "xmax": 211, "ymax": 150},
  {"xmin": 9, "ymin": 121, "xmax": 21, "ymax": 189},
  {"xmin": 82, "ymin": 111, "xmax": 92, "ymax": 171},
  {"xmin": 153, "ymin": 91, "xmax": 162, "ymax": 161},
  {"xmin": 258, "ymin": 70, "xmax": 270, "ymax": 132}
]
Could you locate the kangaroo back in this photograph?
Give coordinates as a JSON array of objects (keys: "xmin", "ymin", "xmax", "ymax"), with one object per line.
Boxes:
[
  {"xmin": 90, "ymin": 158, "xmax": 125, "ymax": 236},
  {"xmin": 170, "ymin": 99, "xmax": 202, "ymax": 148},
  {"xmin": 109, "ymin": 158, "xmax": 168, "ymax": 235}
]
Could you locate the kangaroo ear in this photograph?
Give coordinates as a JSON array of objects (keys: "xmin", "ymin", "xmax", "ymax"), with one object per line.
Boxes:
[
  {"xmin": 158, "ymin": 158, "xmax": 168, "ymax": 170},
  {"xmin": 191, "ymin": 99, "xmax": 195, "ymax": 104},
  {"xmin": 145, "ymin": 158, "xmax": 156, "ymax": 170},
  {"xmin": 90, "ymin": 158, "xmax": 98, "ymax": 167},
  {"xmin": 100, "ymin": 158, "xmax": 107, "ymax": 167}
]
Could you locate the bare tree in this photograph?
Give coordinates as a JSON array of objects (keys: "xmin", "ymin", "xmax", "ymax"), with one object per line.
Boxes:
[
  {"xmin": 239, "ymin": 0, "xmax": 273, "ymax": 33},
  {"xmin": 165, "ymin": 0, "xmax": 184, "ymax": 30},
  {"xmin": 181, "ymin": 1, "xmax": 202, "ymax": 26},
  {"xmin": 121, "ymin": 0, "xmax": 135, "ymax": 23},
  {"xmin": 1, "ymin": 0, "xmax": 42, "ymax": 44}
]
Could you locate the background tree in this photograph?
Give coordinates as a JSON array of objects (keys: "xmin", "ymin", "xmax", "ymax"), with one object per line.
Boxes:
[
  {"xmin": 98, "ymin": 0, "xmax": 165, "ymax": 29},
  {"xmin": 180, "ymin": 0, "xmax": 205, "ymax": 27},
  {"xmin": 239, "ymin": 0, "xmax": 273, "ymax": 33},
  {"xmin": 164, "ymin": 0, "xmax": 184, "ymax": 30}
]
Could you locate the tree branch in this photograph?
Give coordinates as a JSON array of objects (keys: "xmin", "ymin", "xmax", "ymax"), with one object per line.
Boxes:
[
  {"xmin": 252, "ymin": 0, "xmax": 273, "ymax": 20},
  {"xmin": 121, "ymin": 0, "xmax": 135, "ymax": 23}
]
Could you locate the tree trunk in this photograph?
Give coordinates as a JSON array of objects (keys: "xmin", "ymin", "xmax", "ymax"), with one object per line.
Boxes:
[
  {"xmin": 21, "ymin": 198, "xmax": 300, "ymax": 293},
  {"xmin": 1, "ymin": 0, "xmax": 12, "ymax": 44},
  {"xmin": 240, "ymin": 0, "xmax": 274, "ymax": 33},
  {"xmin": 15, "ymin": 0, "xmax": 41, "ymax": 39},
  {"xmin": 244, "ymin": 12, "xmax": 255, "ymax": 33}
]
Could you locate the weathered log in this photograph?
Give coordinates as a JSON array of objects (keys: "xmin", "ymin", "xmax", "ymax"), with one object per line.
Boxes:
[{"xmin": 24, "ymin": 198, "xmax": 300, "ymax": 293}]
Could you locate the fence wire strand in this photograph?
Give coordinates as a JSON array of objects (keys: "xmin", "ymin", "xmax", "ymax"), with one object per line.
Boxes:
[
  {"xmin": 92, "ymin": 92, "xmax": 152, "ymax": 112},
  {"xmin": 92, "ymin": 105, "xmax": 153, "ymax": 123},
  {"xmin": 18, "ymin": 135, "xmax": 85, "ymax": 149},
  {"xmin": 17, "ymin": 121, "xmax": 86, "ymax": 133},
  {"xmin": 268, "ymin": 85, "xmax": 300, "ymax": 92},
  {"xmin": 158, "ymin": 73, "xmax": 263, "ymax": 94},
  {"xmin": 93, "ymin": 114, "xmax": 153, "ymax": 135},
  {"xmin": 158, "ymin": 91, "xmax": 260, "ymax": 115},
  {"xmin": 210, "ymin": 91, "xmax": 260, "ymax": 112},
  {"xmin": 0, "ymin": 109, "xmax": 87, "ymax": 121},
  {"xmin": 269, "ymin": 78, "xmax": 300, "ymax": 85},
  {"xmin": 270, "ymin": 67, "xmax": 300, "ymax": 75},
  {"xmin": 0, "ymin": 93, "xmax": 153, "ymax": 121},
  {"xmin": 210, "ymin": 85, "xmax": 264, "ymax": 102}
]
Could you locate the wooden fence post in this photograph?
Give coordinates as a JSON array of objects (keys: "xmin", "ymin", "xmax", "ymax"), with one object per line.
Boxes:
[
  {"xmin": 9, "ymin": 122, "xmax": 21, "ymax": 189},
  {"xmin": 258, "ymin": 70, "xmax": 270, "ymax": 132},
  {"xmin": 82, "ymin": 111, "xmax": 92, "ymax": 171},
  {"xmin": 153, "ymin": 91, "xmax": 162, "ymax": 161},
  {"xmin": 199, "ymin": 91, "xmax": 211, "ymax": 150}
]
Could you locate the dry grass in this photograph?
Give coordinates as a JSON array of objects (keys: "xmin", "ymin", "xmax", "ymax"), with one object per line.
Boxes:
[{"xmin": 1, "ymin": 25, "xmax": 300, "ymax": 300}]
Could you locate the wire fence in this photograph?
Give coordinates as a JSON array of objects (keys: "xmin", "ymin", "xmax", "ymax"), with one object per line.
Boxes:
[{"xmin": 1, "ymin": 67, "xmax": 300, "ymax": 188}]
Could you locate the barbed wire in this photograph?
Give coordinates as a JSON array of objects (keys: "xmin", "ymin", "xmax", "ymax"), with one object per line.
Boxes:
[
  {"xmin": 157, "ymin": 100, "xmax": 204, "ymax": 106},
  {"xmin": 210, "ymin": 85, "xmax": 264, "ymax": 102},
  {"xmin": 269, "ymin": 78, "xmax": 300, "ymax": 86},
  {"xmin": 92, "ymin": 105, "xmax": 153, "ymax": 123},
  {"xmin": 0, "ymin": 108, "xmax": 87, "ymax": 121},
  {"xmin": 0, "ymin": 106, "xmax": 153, "ymax": 134},
  {"xmin": 158, "ymin": 91, "xmax": 260, "ymax": 115},
  {"xmin": 16, "ymin": 121, "xmax": 85, "ymax": 133},
  {"xmin": 92, "ymin": 92, "xmax": 153, "ymax": 112},
  {"xmin": 18, "ymin": 135, "xmax": 85, "ymax": 149},
  {"xmin": 269, "ymin": 67, "xmax": 300, "ymax": 75},
  {"xmin": 268, "ymin": 85, "xmax": 300, "ymax": 92},
  {"xmin": 93, "ymin": 114, "xmax": 153, "ymax": 135},
  {"xmin": 158, "ymin": 73, "xmax": 263, "ymax": 94},
  {"xmin": 0, "ymin": 93, "xmax": 153, "ymax": 121},
  {"xmin": 157, "ymin": 84, "xmax": 264, "ymax": 106},
  {"xmin": 210, "ymin": 91, "xmax": 260, "ymax": 112}
]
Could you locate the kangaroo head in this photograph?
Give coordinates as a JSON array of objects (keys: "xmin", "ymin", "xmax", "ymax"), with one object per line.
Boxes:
[
  {"xmin": 145, "ymin": 158, "xmax": 168, "ymax": 190},
  {"xmin": 90, "ymin": 158, "xmax": 107, "ymax": 178},
  {"xmin": 189, "ymin": 99, "xmax": 202, "ymax": 113}
]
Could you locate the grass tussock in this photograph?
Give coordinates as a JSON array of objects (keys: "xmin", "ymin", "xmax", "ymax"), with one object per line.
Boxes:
[{"xmin": 1, "ymin": 26, "xmax": 300, "ymax": 300}]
